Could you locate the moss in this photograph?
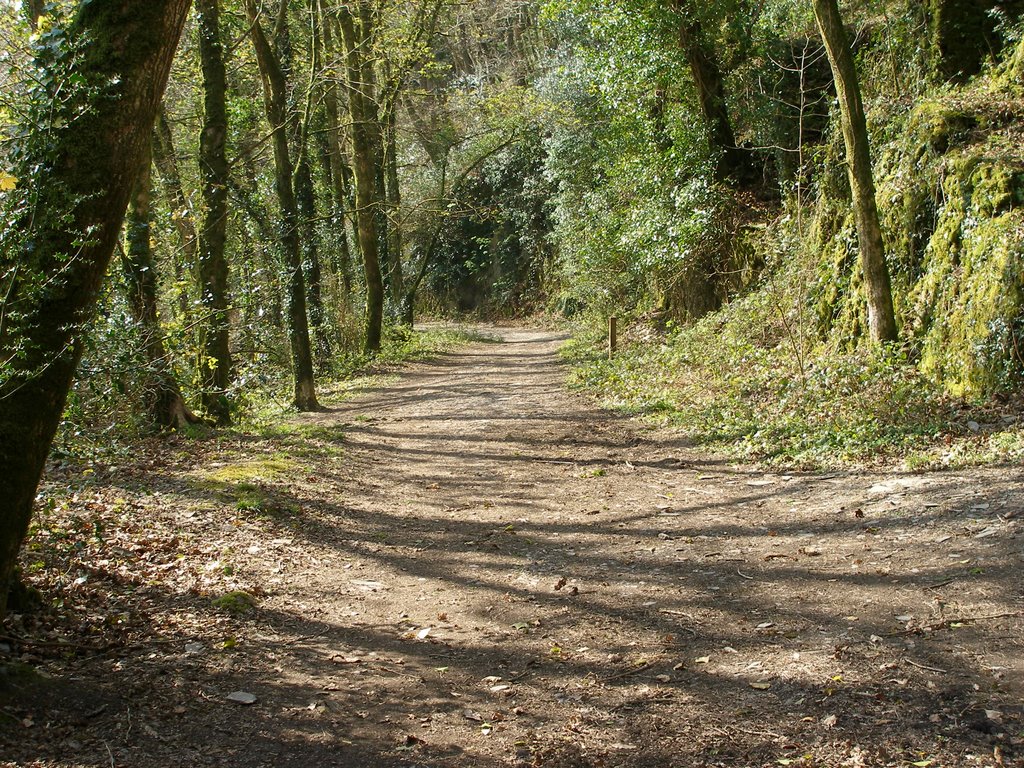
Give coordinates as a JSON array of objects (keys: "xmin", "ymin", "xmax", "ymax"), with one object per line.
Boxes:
[
  {"xmin": 203, "ymin": 456, "xmax": 298, "ymax": 485},
  {"xmin": 810, "ymin": 81, "xmax": 1024, "ymax": 398},
  {"xmin": 232, "ymin": 483, "xmax": 267, "ymax": 512},
  {"xmin": 911, "ymin": 149, "xmax": 1024, "ymax": 395},
  {"xmin": 927, "ymin": 0, "xmax": 1022, "ymax": 82},
  {"xmin": 905, "ymin": 101, "xmax": 978, "ymax": 157},
  {"xmin": 1004, "ymin": 37, "xmax": 1024, "ymax": 87},
  {"xmin": 211, "ymin": 590, "xmax": 257, "ymax": 614}
]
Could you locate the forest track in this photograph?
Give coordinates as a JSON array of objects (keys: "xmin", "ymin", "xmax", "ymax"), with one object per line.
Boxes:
[{"xmin": 3, "ymin": 325, "xmax": 1023, "ymax": 767}]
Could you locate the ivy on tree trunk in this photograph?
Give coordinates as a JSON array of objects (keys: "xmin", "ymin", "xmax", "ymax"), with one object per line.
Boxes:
[{"xmin": 0, "ymin": 0, "xmax": 192, "ymax": 617}]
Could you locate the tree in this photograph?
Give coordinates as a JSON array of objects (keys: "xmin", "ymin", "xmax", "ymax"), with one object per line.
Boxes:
[
  {"xmin": 336, "ymin": 1, "xmax": 387, "ymax": 353},
  {"xmin": 121, "ymin": 139, "xmax": 201, "ymax": 431},
  {"xmin": 671, "ymin": 0, "xmax": 755, "ymax": 184},
  {"xmin": 315, "ymin": 0, "xmax": 356, "ymax": 299},
  {"xmin": 151, "ymin": 109, "xmax": 198, "ymax": 320},
  {"xmin": 196, "ymin": 0, "xmax": 234, "ymax": 423},
  {"xmin": 0, "ymin": 0, "xmax": 192, "ymax": 616},
  {"xmin": 812, "ymin": 0, "xmax": 898, "ymax": 343},
  {"xmin": 244, "ymin": 0, "xmax": 320, "ymax": 410}
]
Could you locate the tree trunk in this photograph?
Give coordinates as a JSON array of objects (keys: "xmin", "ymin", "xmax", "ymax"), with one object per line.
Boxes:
[
  {"xmin": 24, "ymin": 0, "xmax": 45, "ymax": 30},
  {"xmin": 122, "ymin": 140, "xmax": 201, "ymax": 431},
  {"xmin": 672, "ymin": 2, "xmax": 754, "ymax": 184},
  {"xmin": 813, "ymin": 0, "xmax": 898, "ymax": 343},
  {"xmin": 383, "ymin": 101, "xmax": 406, "ymax": 312},
  {"xmin": 151, "ymin": 108, "xmax": 197, "ymax": 320},
  {"xmin": 0, "ymin": 0, "xmax": 191, "ymax": 618},
  {"xmin": 295, "ymin": 157, "xmax": 332, "ymax": 367},
  {"xmin": 338, "ymin": 2, "xmax": 385, "ymax": 353},
  {"xmin": 316, "ymin": 0, "xmax": 354, "ymax": 297},
  {"xmin": 196, "ymin": 0, "xmax": 234, "ymax": 423},
  {"xmin": 245, "ymin": 0, "xmax": 319, "ymax": 409}
]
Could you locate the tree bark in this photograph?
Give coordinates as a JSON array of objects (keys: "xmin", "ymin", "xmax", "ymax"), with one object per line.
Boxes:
[
  {"xmin": 24, "ymin": 0, "xmax": 45, "ymax": 30},
  {"xmin": 196, "ymin": 0, "xmax": 234, "ymax": 423},
  {"xmin": 295, "ymin": 157, "xmax": 332, "ymax": 366},
  {"xmin": 0, "ymin": 0, "xmax": 191, "ymax": 617},
  {"xmin": 813, "ymin": 0, "xmax": 898, "ymax": 343},
  {"xmin": 122, "ymin": 139, "xmax": 201, "ymax": 431},
  {"xmin": 245, "ymin": 0, "xmax": 319, "ymax": 409},
  {"xmin": 338, "ymin": 1, "xmax": 385, "ymax": 353}
]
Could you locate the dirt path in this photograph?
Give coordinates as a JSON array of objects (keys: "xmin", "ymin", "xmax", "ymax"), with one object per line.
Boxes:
[{"xmin": 3, "ymin": 327, "xmax": 1023, "ymax": 767}]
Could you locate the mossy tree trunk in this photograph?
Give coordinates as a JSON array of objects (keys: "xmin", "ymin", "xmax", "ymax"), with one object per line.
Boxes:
[
  {"xmin": 24, "ymin": 0, "xmax": 44, "ymax": 30},
  {"xmin": 152, "ymin": 108, "xmax": 198, "ymax": 321},
  {"xmin": 295, "ymin": 157, "xmax": 332, "ymax": 367},
  {"xmin": 294, "ymin": 1, "xmax": 332, "ymax": 368},
  {"xmin": 0, "ymin": 0, "xmax": 192, "ymax": 617},
  {"xmin": 196, "ymin": 0, "xmax": 234, "ymax": 424},
  {"xmin": 316, "ymin": 0, "xmax": 355, "ymax": 298},
  {"xmin": 245, "ymin": 0, "xmax": 319, "ymax": 410},
  {"xmin": 813, "ymin": 0, "xmax": 898, "ymax": 343},
  {"xmin": 338, "ymin": 1, "xmax": 386, "ymax": 353},
  {"xmin": 383, "ymin": 100, "xmax": 407, "ymax": 313},
  {"xmin": 122, "ymin": 139, "xmax": 202, "ymax": 431}
]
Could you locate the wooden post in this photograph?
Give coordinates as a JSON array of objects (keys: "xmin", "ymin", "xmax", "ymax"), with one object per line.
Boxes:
[{"xmin": 608, "ymin": 315, "xmax": 618, "ymax": 359}]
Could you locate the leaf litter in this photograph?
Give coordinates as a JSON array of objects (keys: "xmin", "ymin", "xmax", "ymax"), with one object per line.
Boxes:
[{"xmin": 2, "ymin": 328, "xmax": 1022, "ymax": 767}]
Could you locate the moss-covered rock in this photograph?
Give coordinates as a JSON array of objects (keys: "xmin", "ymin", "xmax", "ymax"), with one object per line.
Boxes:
[
  {"xmin": 809, "ymin": 86, "xmax": 1024, "ymax": 398},
  {"xmin": 910, "ymin": 151, "xmax": 1024, "ymax": 395},
  {"xmin": 927, "ymin": 0, "xmax": 1024, "ymax": 83}
]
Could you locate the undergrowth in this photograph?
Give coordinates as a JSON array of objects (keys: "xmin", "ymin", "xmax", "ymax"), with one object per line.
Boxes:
[
  {"xmin": 54, "ymin": 323, "xmax": 488, "ymax": 462},
  {"xmin": 563, "ymin": 302, "xmax": 1024, "ymax": 469}
]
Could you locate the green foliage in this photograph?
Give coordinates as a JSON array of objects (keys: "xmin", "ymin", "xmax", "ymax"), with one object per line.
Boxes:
[
  {"xmin": 539, "ymin": 0, "xmax": 734, "ymax": 319},
  {"xmin": 427, "ymin": 130, "xmax": 555, "ymax": 314}
]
